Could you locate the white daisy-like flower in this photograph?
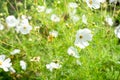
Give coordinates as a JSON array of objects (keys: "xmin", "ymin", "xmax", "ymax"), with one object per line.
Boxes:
[
  {"xmin": 51, "ymin": 14, "xmax": 60, "ymax": 22},
  {"xmin": 82, "ymin": 14, "xmax": 88, "ymax": 24},
  {"xmin": 86, "ymin": 0, "xmax": 100, "ymax": 9},
  {"xmin": 49, "ymin": 30, "xmax": 58, "ymax": 38},
  {"xmin": 70, "ymin": 15, "xmax": 80, "ymax": 23},
  {"xmin": 67, "ymin": 46, "xmax": 80, "ymax": 58},
  {"xmin": 20, "ymin": 60, "xmax": 27, "ymax": 70},
  {"xmin": 6, "ymin": 15, "xmax": 18, "ymax": 28},
  {"xmin": 105, "ymin": 15, "xmax": 113, "ymax": 26},
  {"xmin": 10, "ymin": 49, "xmax": 20, "ymax": 55},
  {"xmin": 114, "ymin": 24, "xmax": 120, "ymax": 38},
  {"xmin": 74, "ymin": 28, "xmax": 93, "ymax": 49},
  {"xmin": 68, "ymin": 2, "xmax": 78, "ymax": 8},
  {"xmin": 45, "ymin": 8, "xmax": 52, "ymax": 14},
  {"xmin": 46, "ymin": 62, "xmax": 61, "ymax": 72},
  {"xmin": 0, "ymin": 23, "xmax": 4, "ymax": 30},
  {"xmin": 15, "ymin": 18, "xmax": 32, "ymax": 34},
  {"xmin": 0, "ymin": 55, "xmax": 12, "ymax": 72},
  {"xmin": 37, "ymin": 6, "xmax": 46, "ymax": 12}
]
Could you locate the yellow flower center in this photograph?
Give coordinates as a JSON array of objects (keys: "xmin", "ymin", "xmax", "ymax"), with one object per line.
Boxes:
[
  {"xmin": 79, "ymin": 35, "xmax": 83, "ymax": 39},
  {"xmin": 0, "ymin": 61, "xmax": 2, "ymax": 65},
  {"xmin": 89, "ymin": 0, "xmax": 92, "ymax": 5}
]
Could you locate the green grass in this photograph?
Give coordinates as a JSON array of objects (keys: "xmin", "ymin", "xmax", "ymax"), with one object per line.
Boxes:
[{"xmin": 0, "ymin": 0, "xmax": 120, "ymax": 80}]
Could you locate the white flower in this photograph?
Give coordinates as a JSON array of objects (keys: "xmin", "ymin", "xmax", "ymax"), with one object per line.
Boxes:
[
  {"xmin": 70, "ymin": 15, "xmax": 80, "ymax": 22},
  {"xmin": 0, "ymin": 55, "xmax": 12, "ymax": 72},
  {"xmin": 74, "ymin": 28, "xmax": 93, "ymax": 49},
  {"xmin": 15, "ymin": 19, "xmax": 32, "ymax": 34},
  {"xmin": 82, "ymin": 14, "xmax": 88, "ymax": 24},
  {"xmin": 105, "ymin": 15, "xmax": 113, "ymax": 26},
  {"xmin": 114, "ymin": 24, "xmax": 120, "ymax": 38},
  {"xmin": 99, "ymin": 0, "xmax": 106, "ymax": 3},
  {"xmin": 68, "ymin": 2, "xmax": 78, "ymax": 8},
  {"xmin": 45, "ymin": 8, "xmax": 52, "ymax": 14},
  {"xmin": 20, "ymin": 60, "xmax": 27, "ymax": 70},
  {"xmin": 10, "ymin": 49, "xmax": 20, "ymax": 55},
  {"xmin": 67, "ymin": 46, "xmax": 80, "ymax": 58},
  {"xmin": 0, "ymin": 23, "xmax": 4, "ymax": 30},
  {"xmin": 86, "ymin": 0, "xmax": 100, "ymax": 9},
  {"xmin": 49, "ymin": 30, "xmax": 58, "ymax": 38},
  {"xmin": 109, "ymin": 0, "xmax": 120, "ymax": 3},
  {"xmin": 46, "ymin": 62, "xmax": 61, "ymax": 72},
  {"xmin": 51, "ymin": 14, "xmax": 60, "ymax": 22},
  {"xmin": 37, "ymin": 6, "xmax": 46, "ymax": 12},
  {"xmin": 6, "ymin": 15, "xmax": 18, "ymax": 28}
]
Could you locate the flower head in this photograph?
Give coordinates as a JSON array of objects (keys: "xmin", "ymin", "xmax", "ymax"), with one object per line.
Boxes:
[
  {"xmin": 105, "ymin": 15, "xmax": 113, "ymax": 26},
  {"xmin": 0, "ymin": 55, "xmax": 12, "ymax": 72},
  {"xmin": 67, "ymin": 46, "xmax": 80, "ymax": 58},
  {"xmin": 51, "ymin": 14, "xmax": 60, "ymax": 22},
  {"xmin": 114, "ymin": 24, "xmax": 120, "ymax": 38},
  {"xmin": 15, "ymin": 18, "xmax": 32, "ymax": 34},
  {"xmin": 46, "ymin": 62, "xmax": 61, "ymax": 72},
  {"xmin": 74, "ymin": 28, "xmax": 93, "ymax": 49},
  {"xmin": 20, "ymin": 60, "xmax": 27, "ymax": 70},
  {"xmin": 86, "ymin": 0, "xmax": 100, "ymax": 9},
  {"xmin": 6, "ymin": 15, "xmax": 18, "ymax": 28}
]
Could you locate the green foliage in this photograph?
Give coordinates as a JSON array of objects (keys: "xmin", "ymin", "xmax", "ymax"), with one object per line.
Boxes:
[{"xmin": 0, "ymin": 0, "xmax": 120, "ymax": 80}]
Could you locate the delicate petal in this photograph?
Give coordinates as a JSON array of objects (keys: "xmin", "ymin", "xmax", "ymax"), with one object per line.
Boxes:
[{"xmin": 20, "ymin": 60, "xmax": 27, "ymax": 70}]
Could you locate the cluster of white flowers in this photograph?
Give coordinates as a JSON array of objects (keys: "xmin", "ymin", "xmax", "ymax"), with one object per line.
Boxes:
[
  {"xmin": 66, "ymin": 28, "xmax": 92, "ymax": 67},
  {"xmin": 0, "ymin": 49, "xmax": 27, "ymax": 72},
  {"xmin": 68, "ymin": 2, "xmax": 80, "ymax": 23},
  {"xmin": 0, "ymin": 15, "xmax": 33, "ymax": 35}
]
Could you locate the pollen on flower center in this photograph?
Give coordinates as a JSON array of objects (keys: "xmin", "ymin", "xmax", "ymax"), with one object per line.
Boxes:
[
  {"xmin": 23, "ymin": 26, "xmax": 27, "ymax": 29},
  {"xmin": 79, "ymin": 35, "xmax": 83, "ymax": 39},
  {"xmin": 89, "ymin": 0, "xmax": 92, "ymax": 4},
  {"xmin": 0, "ymin": 61, "xmax": 2, "ymax": 65}
]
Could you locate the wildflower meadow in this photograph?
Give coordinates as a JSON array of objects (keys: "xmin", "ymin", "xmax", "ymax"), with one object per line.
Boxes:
[{"xmin": 0, "ymin": 0, "xmax": 120, "ymax": 80}]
